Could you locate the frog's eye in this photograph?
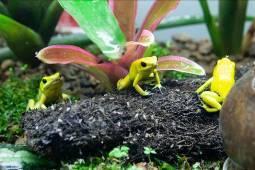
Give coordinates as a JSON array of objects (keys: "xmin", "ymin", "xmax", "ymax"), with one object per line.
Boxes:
[
  {"xmin": 141, "ymin": 62, "xmax": 147, "ymax": 67},
  {"xmin": 42, "ymin": 79, "xmax": 47, "ymax": 84}
]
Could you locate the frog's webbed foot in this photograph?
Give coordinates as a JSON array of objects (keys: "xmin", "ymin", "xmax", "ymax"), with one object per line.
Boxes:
[
  {"xmin": 26, "ymin": 100, "xmax": 47, "ymax": 110},
  {"xmin": 153, "ymin": 83, "xmax": 164, "ymax": 94},
  {"xmin": 202, "ymin": 104, "xmax": 220, "ymax": 112},
  {"xmin": 62, "ymin": 93, "xmax": 70, "ymax": 101}
]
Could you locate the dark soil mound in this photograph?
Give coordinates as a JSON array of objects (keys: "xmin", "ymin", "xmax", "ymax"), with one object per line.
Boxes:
[{"xmin": 22, "ymin": 79, "xmax": 225, "ymax": 162}]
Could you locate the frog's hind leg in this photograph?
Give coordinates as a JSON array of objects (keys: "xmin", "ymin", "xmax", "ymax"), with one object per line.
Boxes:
[
  {"xmin": 117, "ymin": 75, "xmax": 131, "ymax": 91},
  {"xmin": 200, "ymin": 91, "xmax": 223, "ymax": 112}
]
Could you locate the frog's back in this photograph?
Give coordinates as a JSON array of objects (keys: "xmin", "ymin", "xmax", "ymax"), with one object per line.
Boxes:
[{"xmin": 211, "ymin": 58, "xmax": 235, "ymax": 98}]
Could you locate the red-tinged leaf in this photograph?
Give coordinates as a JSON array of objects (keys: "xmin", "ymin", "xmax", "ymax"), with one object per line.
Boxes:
[
  {"xmin": 136, "ymin": 0, "xmax": 180, "ymax": 39},
  {"xmin": 157, "ymin": 56, "xmax": 206, "ymax": 76},
  {"xmin": 112, "ymin": 0, "xmax": 137, "ymax": 41},
  {"xmin": 95, "ymin": 62, "xmax": 128, "ymax": 84},
  {"xmin": 119, "ymin": 30, "xmax": 154, "ymax": 69},
  {"xmin": 126, "ymin": 29, "xmax": 154, "ymax": 47},
  {"xmin": 36, "ymin": 45, "xmax": 99, "ymax": 65},
  {"xmin": 108, "ymin": 0, "xmax": 114, "ymax": 10}
]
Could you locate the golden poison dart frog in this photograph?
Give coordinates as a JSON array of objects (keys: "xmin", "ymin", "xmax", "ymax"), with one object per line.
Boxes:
[
  {"xmin": 196, "ymin": 57, "xmax": 235, "ymax": 112},
  {"xmin": 117, "ymin": 56, "xmax": 162, "ymax": 96},
  {"xmin": 27, "ymin": 72, "xmax": 69, "ymax": 110}
]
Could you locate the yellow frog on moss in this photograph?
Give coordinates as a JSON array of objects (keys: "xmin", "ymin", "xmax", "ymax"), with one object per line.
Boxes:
[
  {"xmin": 196, "ymin": 57, "xmax": 235, "ymax": 112},
  {"xmin": 117, "ymin": 56, "xmax": 161, "ymax": 96},
  {"xmin": 27, "ymin": 72, "xmax": 69, "ymax": 110}
]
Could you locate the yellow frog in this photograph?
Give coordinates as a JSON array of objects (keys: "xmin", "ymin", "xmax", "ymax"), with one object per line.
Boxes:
[
  {"xmin": 117, "ymin": 56, "xmax": 161, "ymax": 96},
  {"xmin": 196, "ymin": 57, "xmax": 235, "ymax": 112},
  {"xmin": 27, "ymin": 72, "xmax": 69, "ymax": 110}
]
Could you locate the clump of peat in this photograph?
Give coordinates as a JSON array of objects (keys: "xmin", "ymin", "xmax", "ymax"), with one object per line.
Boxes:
[{"xmin": 22, "ymin": 78, "xmax": 225, "ymax": 163}]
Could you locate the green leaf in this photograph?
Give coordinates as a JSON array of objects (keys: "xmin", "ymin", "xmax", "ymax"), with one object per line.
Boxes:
[
  {"xmin": 6, "ymin": 0, "xmax": 52, "ymax": 31},
  {"xmin": 219, "ymin": 0, "xmax": 248, "ymax": 55},
  {"xmin": 199, "ymin": 0, "xmax": 224, "ymax": 57},
  {"xmin": 38, "ymin": 0, "xmax": 63, "ymax": 44},
  {"xmin": 143, "ymin": 147, "xmax": 156, "ymax": 155},
  {"xmin": 108, "ymin": 146, "xmax": 130, "ymax": 159},
  {"xmin": 58, "ymin": 0, "xmax": 126, "ymax": 60},
  {"xmin": 0, "ymin": 14, "xmax": 44, "ymax": 65}
]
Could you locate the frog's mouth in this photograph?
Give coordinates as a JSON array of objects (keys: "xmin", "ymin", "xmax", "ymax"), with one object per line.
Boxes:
[{"xmin": 45, "ymin": 78, "xmax": 63, "ymax": 90}]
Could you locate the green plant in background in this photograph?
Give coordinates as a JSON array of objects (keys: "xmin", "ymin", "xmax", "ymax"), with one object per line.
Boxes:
[
  {"xmin": 36, "ymin": 0, "xmax": 205, "ymax": 91},
  {"xmin": 0, "ymin": 69, "xmax": 40, "ymax": 142},
  {"xmin": 199, "ymin": 0, "xmax": 248, "ymax": 57},
  {"xmin": 143, "ymin": 147, "xmax": 156, "ymax": 163},
  {"xmin": 0, "ymin": 0, "xmax": 63, "ymax": 65}
]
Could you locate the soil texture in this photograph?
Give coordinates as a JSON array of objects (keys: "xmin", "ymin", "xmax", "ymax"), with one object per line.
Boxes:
[{"xmin": 22, "ymin": 78, "xmax": 225, "ymax": 163}]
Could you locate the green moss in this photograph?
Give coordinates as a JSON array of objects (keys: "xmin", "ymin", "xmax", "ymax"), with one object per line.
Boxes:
[{"xmin": 0, "ymin": 71, "xmax": 41, "ymax": 142}]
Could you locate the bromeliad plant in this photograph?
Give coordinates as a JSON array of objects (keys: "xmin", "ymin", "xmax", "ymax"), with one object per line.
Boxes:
[
  {"xmin": 37, "ymin": 0, "xmax": 205, "ymax": 91},
  {"xmin": 199, "ymin": 0, "xmax": 248, "ymax": 56},
  {"xmin": 0, "ymin": 0, "xmax": 63, "ymax": 65}
]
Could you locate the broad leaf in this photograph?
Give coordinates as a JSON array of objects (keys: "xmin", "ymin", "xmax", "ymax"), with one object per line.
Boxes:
[
  {"xmin": 0, "ymin": 14, "xmax": 44, "ymax": 65},
  {"xmin": 36, "ymin": 45, "xmax": 128, "ymax": 89},
  {"xmin": 137, "ymin": 0, "xmax": 179, "ymax": 39},
  {"xmin": 157, "ymin": 56, "xmax": 205, "ymax": 76},
  {"xmin": 6, "ymin": 0, "xmax": 52, "ymax": 31},
  {"xmin": 111, "ymin": 0, "xmax": 137, "ymax": 41},
  {"xmin": 58, "ymin": 0, "xmax": 126, "ymax": 60},
  {"xmin": 36, "ymin": 45, "xmax": 99, "ymax": 65}
]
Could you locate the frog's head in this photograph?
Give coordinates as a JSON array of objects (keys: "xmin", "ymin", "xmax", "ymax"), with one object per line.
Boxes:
[
  {"xmin": 217, "ymin": 57, "xmax": 235, "ymax": 68},
  {"xmin": 39, "ymin": 72, "xmax": 63, "ymax": 93},
  {"xmin": 137, "ymin": 56, "xmax": 157, "ymax": 71}
]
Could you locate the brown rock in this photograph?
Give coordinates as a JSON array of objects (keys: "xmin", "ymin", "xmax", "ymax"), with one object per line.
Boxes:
[{"xmin": 220, "ymin": 66, "xmax": 255, "ymax": 169}]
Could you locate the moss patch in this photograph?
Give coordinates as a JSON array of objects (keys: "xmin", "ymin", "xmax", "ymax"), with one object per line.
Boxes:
[{"xmin": 0, "ymin": 71, "xmax": 41, "ymax": 142}]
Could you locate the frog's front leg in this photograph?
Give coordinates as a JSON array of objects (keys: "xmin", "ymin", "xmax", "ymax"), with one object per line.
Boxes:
[
  {"xmin": 34, "ymin": 94, "xmax": 47, "ymax": 110},
  {"xmin": 196, "ymin": 77, "xmax": 213, "ymax": 94},
  {"xmin": 133, "ymin": 73, "xmax": 150, "ymax": 96},
  {"xmin": 153, "ymin": 69, "xmax": 162, "ymax": 89},
  {"xmin": 26, "ymin": 99, "xmax": 35, "ymax": 111},
  {"xmin": 200, "ymin": 91, "xmax": 223, "ymax": 112}
]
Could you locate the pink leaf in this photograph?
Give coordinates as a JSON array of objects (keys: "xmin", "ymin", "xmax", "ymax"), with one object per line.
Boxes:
[
  {"xmin": 36, "ymin": 45, "xmax": 99, "ymax": 65},
  {"xmin": 111, "ymin": 0, "xmax": 137, "ymax": 41},
  {"xmin": 136, "ymin": 0, "xmax": 180, "ymax": 39},
  {"xmin": 126, "ymin": 30, "xmax": 154, "ymax": 47},
  {"xmin": 118, "ymin": 30, "xmax": 154, "ymax": 69},
  {"xmin": 95, "ymin": 62, "xmax": 128, "ymax": 84},
  {"xmin": 56, "ymin": 12, "xmax": 83, "ymax": 34},
  {"xmin": 157, "ymin": 56, "xmax": 206, "ymax": 76}
]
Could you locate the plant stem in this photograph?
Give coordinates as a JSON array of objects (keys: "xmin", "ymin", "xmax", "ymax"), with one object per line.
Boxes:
[
  {"xmin": 157, "ymin": 15, "xmax": 254, "ymax": 30},
  {"xmin": 198, "ymin": 0, "xmax": 225, "ymax": 57}
]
